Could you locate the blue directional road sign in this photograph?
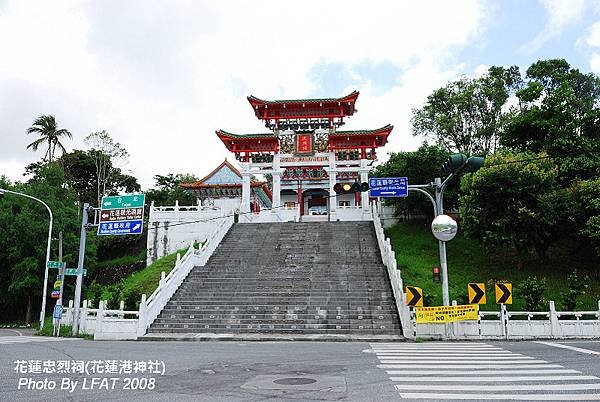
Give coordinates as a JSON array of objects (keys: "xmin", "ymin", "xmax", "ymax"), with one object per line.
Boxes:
[
  {"xmin": 369, "ymin": 177, "xmax": 408, "ymax": 197},
  {"xmin": 97, "ymin": 193, "xmax": 145, "ymax": 236},
  {"xmin": 98, "ymin": 219, "xmax": 144, "ymax": 235}
]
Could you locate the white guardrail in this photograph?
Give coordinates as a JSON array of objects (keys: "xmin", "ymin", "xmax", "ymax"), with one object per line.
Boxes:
[
  {"xmin": 372, "ymin": 203, "xmax": 414, "ymax": 338},
  {"xmin": 371, "ymin": 202, "xmax": 600, "ymax": 340},
  {"xmin": 137, "ymin": 214, "xmax": 234, "ymax": 337},
  {"xmin": 59, "ymin": 214, "xmax": 234, "ymax": 340}
]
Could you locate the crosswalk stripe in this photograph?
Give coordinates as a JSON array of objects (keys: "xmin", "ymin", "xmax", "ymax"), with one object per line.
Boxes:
[
  {"xmin": 378, "ymin": 363, "xmax": 562, "ymax": 368},
  {"xmin": 373, "ymin": 348, "xmax": 505, "ymax": 353},
  {"xmin": 371, "ymin": 342, "xmax": 600, "ymax": 398},
  {"xmin": 396, "ymin": 392, "xmax": 600, "ymax": 400},
  {"xmin": 375, "ymin": 355, "xmax": 532, "ymax": 359},
  {"xmin": 378, "ymin": 359, "xmax": 548, "ymax": 364},
  {"xmin": 394, "ymin": 383, "xmax": 600, "ymax": 391},
  {"xmin": 373, "ymin": 342, "xmax": 492, "ymax": 346},
  {"xmin": 372, "ymin": 346, "xmax": 501, "ymax": 349},
  {"xmin": 389, "ymin": 375, "xmax": 598, "ymax": 382},
  {"xmin": 373, "ymin": 351, "xmax": 522, "ymax": 355}
]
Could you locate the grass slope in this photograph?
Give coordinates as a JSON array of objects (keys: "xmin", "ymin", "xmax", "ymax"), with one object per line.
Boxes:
[
  {"xmin": 86, "ymin": 247, "xmax": 189, "ymax": 310},
  {"xmin": 386, "ymin": 221, "xmax": 600, "ymax": 311}
]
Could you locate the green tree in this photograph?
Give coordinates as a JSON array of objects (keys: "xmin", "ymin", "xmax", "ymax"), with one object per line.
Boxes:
[
  {"xmin": 58, "ymin": 148, "xmax": 140, "ymax": 206},
  {"xmin": 371, "ymin": 144, "xmax": 452, "ymax": 219},
  {"xmin": 0, "ymin": 164, "xmax": 96, "ymax": 324},
  {"xmin": 460, "ymin": 151, "xmax": 558, "ymax": 265},
  {"xmin": 145, "ymin": 173, "xmax": 198, "ymax": 207},
  {"xmin": 26, "ymin": 115, "xmax": 73, "ymax": 162},
  {"xmin": 412, "ymin": 66, "xmax": 521, "ymax": 155},
  {"xmin": 85, "ymin": 131, "xmax": 131, "ymax": 207},
  {"xmin": 573, "ymin": 178, "xmax": 600, "ymax": 257},
  {"xmin": 501, "ymin": 59, "xmax": 600, "ymax": 184}
]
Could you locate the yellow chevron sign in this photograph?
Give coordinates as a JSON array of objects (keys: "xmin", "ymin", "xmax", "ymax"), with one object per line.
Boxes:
[
  {"xmin": 495, "ymin": 282, "xmax": 513, "ymax": 304},
  {"xmin": 468, "ymin": 283, "xmax": 486, "ymax": 304},
  {"xmin": 405, "ymin": 286, "xmax": 423, "ymax": 307}
]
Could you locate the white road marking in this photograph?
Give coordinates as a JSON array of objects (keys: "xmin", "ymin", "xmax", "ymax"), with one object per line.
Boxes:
[
  {"xmin": 0, "ymin": 336, "xmax": 78, "ymax": 344},
  {"xmin": 389, "ymin": 375, "xmax": 598, "ymax": 382},
  {"xmin": 377, "ymin": 363, "xmax": 562, "ymax": 368},
  {"xmin": 377, "ymin": 358, "xmax": 546, "ymax": 364},
  {"xmin": 535, "ymin": 341, "xmax": 600, "ymax": 356},
  {"xmin": 374, "ymin": 351, "xmax": 522, "ymax": 355},
  {"xmin": 397, "ymin": 392, "xmax": 600, "ymax": 400},
  {"xmin": 372, "ymin": 342, "xmax": 600, "ymax": 399},
  {"xmin": 395, "ymin": 383, "xmax": 600, "ymax": 391},
  {"xmin": 375, "ymin": 355, "xmax": 532, "ymax": 359}
]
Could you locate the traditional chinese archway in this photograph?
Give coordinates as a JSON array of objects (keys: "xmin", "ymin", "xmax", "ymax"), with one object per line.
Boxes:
[{"xmin": 215, "ymin": 91, "xmax": 393, "ymax": 221}]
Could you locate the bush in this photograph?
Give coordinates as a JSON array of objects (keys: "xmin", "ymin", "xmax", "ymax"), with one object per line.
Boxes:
[
  {"xmin": 561, "ymin": 269, "xmax": 590, "ymax": 311},
  {"xmin": 520, "ymin": 276, "xmax": 547, "ymax": 311}
]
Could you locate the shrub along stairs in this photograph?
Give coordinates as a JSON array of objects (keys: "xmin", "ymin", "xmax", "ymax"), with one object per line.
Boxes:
[{"xmin": 144, "ymin": 222, "xmax": 403, "ymax": 340}]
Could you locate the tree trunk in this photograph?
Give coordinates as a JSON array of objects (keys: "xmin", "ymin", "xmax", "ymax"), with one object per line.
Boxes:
[{"xmin": 25, "ymin": 295, "xmax": 32, "ymax": 325}]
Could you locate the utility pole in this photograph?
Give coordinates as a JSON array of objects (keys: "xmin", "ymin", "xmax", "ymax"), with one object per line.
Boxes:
[
  {"xmin": 72, "ymin": 203, "xmax": 89, "ymax": 336},
  {"xmin": 57, "ymin": 232, "xmax": 64, "ymax": 306}
]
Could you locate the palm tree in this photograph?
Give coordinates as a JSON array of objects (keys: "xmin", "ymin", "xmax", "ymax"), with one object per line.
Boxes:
[{"xmin": 26, "ymin": 115, "xmax": 72, "ymax": 162}]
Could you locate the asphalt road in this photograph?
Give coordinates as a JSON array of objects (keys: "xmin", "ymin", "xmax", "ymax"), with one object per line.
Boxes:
[{"xmin": 2, "ymin": 337, "xmax": 600, "ymax": 401}]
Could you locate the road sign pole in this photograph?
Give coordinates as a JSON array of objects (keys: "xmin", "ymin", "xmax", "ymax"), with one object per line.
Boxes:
[
  {"xmin": 57, "ymin": 232, "xmax": 65, "ymax": 306},
  {"xmin": 72, "ymin": 203, "xmax": 89, "ymax": 336},
  {"xmin": 433, "ymin": 177, "xmax": 450, "ymax": 307}
]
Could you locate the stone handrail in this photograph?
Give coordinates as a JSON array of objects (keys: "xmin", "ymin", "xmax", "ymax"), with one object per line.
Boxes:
[
  {"xmin": 371, "ymin": 202, "xmax": 413, "ymax": 338},
  {"xmin": 137, "ymin": 214, "xmax": 234, "ymax": 335}
]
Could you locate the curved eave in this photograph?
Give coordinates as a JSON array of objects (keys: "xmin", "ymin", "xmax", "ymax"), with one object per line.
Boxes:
[
  {"xmin": 329, "ymin": 124, "xmax": 393, "ymax": 147},
  {"xmin": 216, "ymin": 129, "xmax": 276, "ymax": 139},
  {"xmin": 180, "ymin": 181, "xmax": 267, "ymax": 190},
  {"xmin": 247, "ymin": 90, "xmax": 359, "ymax": 107},
  {"xmin": 216, "ymin": 129, "xmax": 278, "ymax": 152}
]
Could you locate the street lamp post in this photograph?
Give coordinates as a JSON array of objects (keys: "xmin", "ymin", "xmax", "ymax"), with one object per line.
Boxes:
[{"xmin": 0, "ymin": 188, "xmax": 53, "ymax": 329}]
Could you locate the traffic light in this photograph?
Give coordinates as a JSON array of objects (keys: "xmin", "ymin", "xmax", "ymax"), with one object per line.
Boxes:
[
  {"xmin": 465, "ymin": 156, "xmax": 485, "ymax": 172},
  {"xmin": 334, "ymin": 182, "xmax": 369, "ymax": 194},
  {"xmin": 441, "ymin": 154, "xmax": 485, "ymax": 176},
  {"xmin": 432, "ymin": 266, "xmax": 441, "ymax": 283},
  {"xmin": 442, "ymin": 154, "xmax": 468, "ymax": 175}
]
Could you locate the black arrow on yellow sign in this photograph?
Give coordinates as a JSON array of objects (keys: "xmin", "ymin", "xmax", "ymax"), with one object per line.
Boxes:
[
  {"xmin": 468, "ymin": 283, "xmax": 486, "ymax": 304},
  {"xmin": 405, "ymin": 286, "xmax": 423, "ymax": 307},
  {"xmin": 495, "ymin": 283, "xmax": 512, "ymax": 304}
]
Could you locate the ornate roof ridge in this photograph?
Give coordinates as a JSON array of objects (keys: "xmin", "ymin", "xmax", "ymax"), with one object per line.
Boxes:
[
  {"xmin": 216, "ymin": 129, "xmax": 276, "ymax": 139},
  {"xmin": 247, "ymin": 90, "xmax": 359, "ymax": 105},
  {"xmin": 330, "ymin": 124, "xmax": 394, "ymax": 135}
]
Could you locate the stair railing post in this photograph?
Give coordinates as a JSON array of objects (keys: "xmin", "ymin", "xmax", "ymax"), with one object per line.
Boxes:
[{"xmin": 137, "ymin": 294, "xmax": 147, "ymax": 336}]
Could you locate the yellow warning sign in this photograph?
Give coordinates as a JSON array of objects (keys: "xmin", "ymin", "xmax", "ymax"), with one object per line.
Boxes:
[
  {"xmin": 415, "ymin": 304, "xmax": 479, "ymax": 324},
  {"xmin": 468, "ymin": 283, "xmax": 486, "ymax": 304},
  {"xmin": 495, "ymin": 282, "xmax": 512, "ymax": 304},
  {"xmin": 405, "ymin": 286, "xmax": 423, "ymax": 307}
]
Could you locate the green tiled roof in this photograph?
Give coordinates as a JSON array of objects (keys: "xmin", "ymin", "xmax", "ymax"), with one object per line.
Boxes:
[
  {"xmin": 218, "ymin": 130, "xmax": 276, "ymax": 139},
  {"xmin": 248, "ymin": 90, "xmax": 358, "ymax": 105},
  {"xmin": 332, "ymin": 124, "xmax": 393, "ymax": 136}
]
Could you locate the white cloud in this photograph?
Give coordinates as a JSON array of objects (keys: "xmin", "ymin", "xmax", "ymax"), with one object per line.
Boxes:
[
  {"xmin": 520, "ymin": 0, "xmax": 586, "ymax": 53},
  {"xmin": 0, "ymin": 0, "xmax": 490, "ymax": 190},
  {"xmin": 577, "ymin": 19, "xmax": 600, "ymax": 73},
  {"xmin": 590, "ymin": 52, "xmax": 600, "ymax": 73}
]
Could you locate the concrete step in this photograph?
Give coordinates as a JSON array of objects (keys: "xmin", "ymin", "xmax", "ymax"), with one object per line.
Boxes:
[{"xmin": 147, "ymin": 221, "xmax": 402, "ymax": 337}]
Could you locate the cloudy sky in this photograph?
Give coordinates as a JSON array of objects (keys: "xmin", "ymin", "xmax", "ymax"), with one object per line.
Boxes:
[{"xmin": 1, "ymin": 0, "xmax": 599, "ymax": 189}]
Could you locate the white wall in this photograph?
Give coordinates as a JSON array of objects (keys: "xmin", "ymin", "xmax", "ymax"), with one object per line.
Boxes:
[{"xmin": 147, "ymin": 202, "xmax": 232, "ymax": 265}]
